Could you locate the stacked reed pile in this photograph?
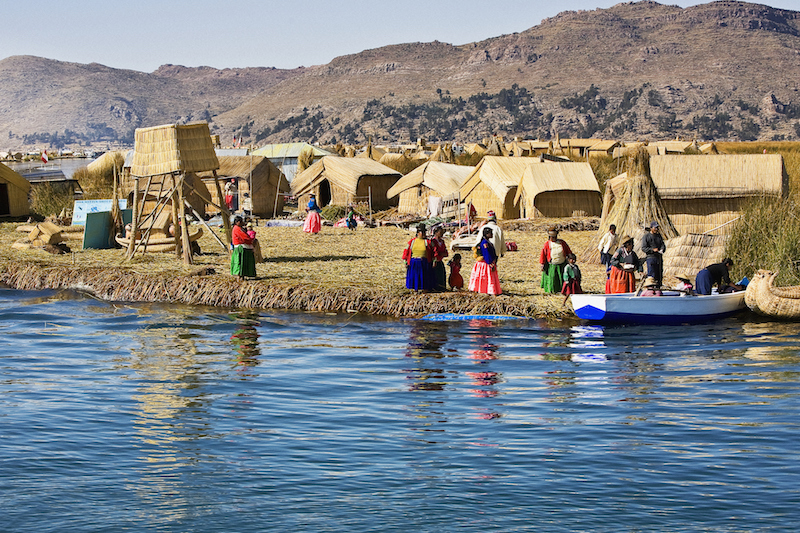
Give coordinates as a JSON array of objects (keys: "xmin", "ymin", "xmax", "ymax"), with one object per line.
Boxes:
[{"xmin": 582, "ymin": 146, "xmax": 677, "ymax": 262}]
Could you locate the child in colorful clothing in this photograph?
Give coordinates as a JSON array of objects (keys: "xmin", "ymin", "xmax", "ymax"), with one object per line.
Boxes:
[
  {"xmin": 448, "ymin": 253, "xmax": 463, "ymax": 290},
  {"xmin": 561, "ymin": 253, "xmax": 583, "ymax": 304}
]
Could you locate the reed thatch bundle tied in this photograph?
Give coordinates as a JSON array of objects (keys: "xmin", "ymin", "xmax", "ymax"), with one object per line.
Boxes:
[{"xmin": 583, "ymin": 146, "xmax": 677, "ymax": 262}]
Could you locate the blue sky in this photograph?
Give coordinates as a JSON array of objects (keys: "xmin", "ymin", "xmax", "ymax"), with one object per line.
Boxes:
[{"xmin": 5, "ymin": 1, "xmax": 799, "ymax": 72}]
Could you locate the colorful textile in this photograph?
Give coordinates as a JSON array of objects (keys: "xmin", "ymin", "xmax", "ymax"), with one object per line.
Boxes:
[
  {"xmin": 448, "ymin": 263, "xmax": 463, "ymax": 290},
  {"xmin": 606, "ymin": 266, "xmax": 636, "ymax": 293},
  {"xmin": 433, "ymin": 260, "xmax": 447, "ymax": 291},
  {"xmin": 232, "ymin": 225, "xmax": 253, "ymax": 246},
  {"xmin": 406, "ymin": 257, "xmax": 434, "ymax": 291},
  {"xmin": 231, "ymin": 245, "xmax": 256, "ymax": 278},
  {"xmin": 539, "ymin": 239, "xmax": 572, "ymax": 266},
  {"xmin": 469, "ymin": 261, "xmax": 502, "ymax": 295},
  {"xmin": 561, "ymin": 263, "xmax": 582, "ymax": 296},
  {"xmin": 540, "ymin": 261, "xmax": 566, "ymax": 293},
  {"xmin": 303, "ymin": 211, "xmax": 321, "ymax": 233}
]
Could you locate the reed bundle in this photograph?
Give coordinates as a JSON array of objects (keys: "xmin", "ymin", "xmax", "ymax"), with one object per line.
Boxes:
[
  {"xmin": 583, "ymin": 147, "xmax": 677, "ymax": 262},
  {"xmin": 131, "ymin": 123, "xmax": 219, "ymax": 177}
]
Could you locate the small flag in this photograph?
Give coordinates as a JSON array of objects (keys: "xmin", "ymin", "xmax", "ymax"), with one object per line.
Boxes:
[{"xmin": 41, "ymin": 150, "xmax": 48, "ymax": 163}]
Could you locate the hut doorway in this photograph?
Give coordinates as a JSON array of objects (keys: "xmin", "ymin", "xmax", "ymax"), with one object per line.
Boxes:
[
  {"xmin": 0, "ymin": 184, "xmax": 9, "ymax": 216},
  {"xmin": 318, "ymin": 180, "xmax": 332, "ymax": 207}
]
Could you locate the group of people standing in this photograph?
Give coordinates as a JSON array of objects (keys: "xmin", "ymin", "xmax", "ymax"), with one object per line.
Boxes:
[
  {"xmin": 404, "ymin": 211, "xmax": 505, "ymax": 295},
  {"xmin": 595, "ymin": 222, "xmax": 739, "ymax": 295}
]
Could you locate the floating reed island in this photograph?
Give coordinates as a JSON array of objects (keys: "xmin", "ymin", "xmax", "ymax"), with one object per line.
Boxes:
[{"xmin": 0, "ymin": 220, "xmax": 609, "ymax": 319}]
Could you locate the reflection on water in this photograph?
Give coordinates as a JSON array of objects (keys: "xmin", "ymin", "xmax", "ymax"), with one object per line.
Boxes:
[
  {"xmin": 3, "ymin": 290, "xmax": 800, "ymax": 531},
  {"xmin": 231, "ymin": 311, "xmax": 261, "ymax": 367}
]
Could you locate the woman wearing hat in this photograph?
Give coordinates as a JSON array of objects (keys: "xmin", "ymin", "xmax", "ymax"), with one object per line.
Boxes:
[
  {"xmin": 539, "ymin": 226, "xmax": 572, "ymax": 293},
  {"xmin": 639, "ymin": 277, "xmax": 663, "ymax": 297},
  {"xmin": 606, "ymin": 235, "xmax": 641, "ymax": 293},
  {"xmin": 303, "ymin": 193, "xmax": 323, "ymax": 234}
]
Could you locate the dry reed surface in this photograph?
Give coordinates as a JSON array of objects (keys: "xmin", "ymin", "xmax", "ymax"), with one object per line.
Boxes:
[{"xmin": 0, "ymin": 220, "xmax": 608, "ymax": 319}]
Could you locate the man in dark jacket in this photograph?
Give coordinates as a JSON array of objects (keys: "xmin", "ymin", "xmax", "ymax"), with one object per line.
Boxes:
[
  {"xmin": 642, "ymin": 221, "xmax": 666, "ymax": 286},
  {"xmin": 696, "ymin": 258, "xmax": 736, "ymax": 295}
]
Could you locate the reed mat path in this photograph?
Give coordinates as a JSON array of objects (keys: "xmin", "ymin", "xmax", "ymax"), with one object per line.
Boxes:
[{"xmin": 0, "ymin": 221, "xmax": 607, "ymax": 319}]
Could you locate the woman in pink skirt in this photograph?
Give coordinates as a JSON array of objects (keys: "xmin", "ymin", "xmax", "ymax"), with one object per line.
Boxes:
[
  {"xmin": 303, "ymin": 193, "xmax": 322, "ymax": 234},
  {"xmin": 469, "ymin": 227, "xmax": 502, "ymax": 295}
]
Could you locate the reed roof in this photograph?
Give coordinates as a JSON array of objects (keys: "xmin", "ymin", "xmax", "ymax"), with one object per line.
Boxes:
[
  {"xmin": 356, "ymin": 144, "xmax": 387, "ymax": 161},
  {"xmin": 558, "ymin": 138, "xmax": 600, "ymax": 149},
  {"xmin": 195, "ymin": 156, "xmax": 289, "ymax": 193},
  {"xmin": 460, "ymin": 156, "xmax": 540, "ymax": 201},
  {"xmin": 513, "ymin": 161, "xmax": 600, "ymax": 205},
  {"xmin": 251, "ymin": 142, "xmax": 333, "ymax": 159},
  {"xmin": 131, "ymin": 123, "xmax": 219, "ymax": 177},
  {"xmin": 0, "ymin": 161, "xmax": 31, "ymax": 192},
  {"xmin": 649, "ymin": 140, "xmax": 697, "ymax": 153},
  {"xmin": 588, "ymin": 140, "xmax": 621, "ymax": 152},
  {"xmin": 87, "ymin": 150, "xmax": 125, "ymax": 174},
  {"xmin": 649, "ymin": 154, "xmax": 786, "ymax": 199},
  {"xmin": 291, "ymin": 156, "xmax": 401, "ymax": 196},
  {"xmin": 387, "ymin": 161, "xmax": 473, "ymax": 198}
]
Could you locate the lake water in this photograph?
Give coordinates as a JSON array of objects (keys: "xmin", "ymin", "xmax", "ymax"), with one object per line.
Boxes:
[
  {"xmin": 5, "ymin": 158, "xmax": 96, "ymax": 178},
  {"xmin": 2, "ymin": 288, "xmax": 799, "ymax": 532}
]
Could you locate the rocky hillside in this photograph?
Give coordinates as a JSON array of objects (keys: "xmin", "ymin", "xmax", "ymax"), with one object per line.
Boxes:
[{"xmin": 4, "ymin": 1, "xmax": 800, "ymax": 148}]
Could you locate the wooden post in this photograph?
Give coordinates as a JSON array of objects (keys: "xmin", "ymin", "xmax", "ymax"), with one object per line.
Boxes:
[
  {"xmin": 368, "ymin": 185, "xmax": 373, "ymax": 225},
  {"xmin": 126, "ymin": 177, "xmax": 139, "ymax": 259},
  {"xmin": 171, "ymin": 179, "xmax": 182, "ymax": 261},
  {"xmin": 177, "ymin": 174, "xmax": 192, "ymax": 265},
  {"xmin": 213, "ymin": 170, "xmax": 232, "ymax": 254},
  {"xmin": 273, "ymin": 171, "xmax": 282, "ymax": 219}
]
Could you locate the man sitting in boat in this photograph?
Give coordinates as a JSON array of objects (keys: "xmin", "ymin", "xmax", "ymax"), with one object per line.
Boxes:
[{"xmin": 696, "ymin": 258, "xmax": 741, "ymax": 295}]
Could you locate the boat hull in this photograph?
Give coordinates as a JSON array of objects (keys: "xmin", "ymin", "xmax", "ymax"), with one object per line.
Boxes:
[{"xmin": 571, "ymin": 291, "xmax": 746, "ymax": 324}]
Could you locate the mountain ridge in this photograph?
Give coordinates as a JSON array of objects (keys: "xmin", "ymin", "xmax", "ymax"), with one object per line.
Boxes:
[{"xmin": 4, "ymin": 1, "xmax": 800, "ymax": 148}]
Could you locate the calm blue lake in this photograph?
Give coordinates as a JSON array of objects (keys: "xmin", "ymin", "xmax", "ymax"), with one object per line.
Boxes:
[{"xmin": 1, "ymin": 288, "xmax": 799, "ymax": 532}]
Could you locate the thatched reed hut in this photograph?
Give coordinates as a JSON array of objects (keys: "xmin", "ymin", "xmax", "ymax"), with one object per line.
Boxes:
[
  {"xmin": 87, "ymin": 151, "xmax": 125, "ymax": 175},
  {"xmin": 195, "ymin": 156, "xmax": 289, "ymax": 218},
  {"xmin": 428, "ymin": 144, "xmax": 454, "ymax": 163},
  {"xmin": 291, "ymin": 156, "xmax": 402, "ymax": 210},
  {"xmin": 556, "ymin": 138, "xmax": 599, "ymax": 158},
  {"xmin": 587, "ymin": 140, "xmax": 621, "ymax": 158},
  {"xmin": 250, "ymin": 142, "xmax": 334, "ymax": 182},
  {"xmin": 379, "ymin": 152, "xmax": 424, "ymax": 175},
  {"xmin": 0, "ymin": 161, "xmax": 31, "ymax": 217},
  {"xmin": 484, "ymin": 138, "xmax": 509, "ymax": 157},
  {"xmin": 648, "ymin": 140, "xmax": 697, "ymax": 155},
  {"xmin": 387, "ymin": 161, "xmax": 473, "ymax": 216},
  {"xmin": 464, "ymin": 143, "xmax": 487, "ymax": 156},
  {"xmin": 514, "ymin": 161, "xmax": 601, "ymax": 218},
  {"xmin": 355, "ymin": 143, "xmax": 386, "ymax": 161},
  {"xmin": 459, "ymin": 156, "xmax": 541, "ymax": 220},
  {"xmin": 528, "ymin": 141, "xmax": 554, "ymax": 155},
  {"xmin": 607, "ymin": 154, "xmax": 787, "ymax": 236}
]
